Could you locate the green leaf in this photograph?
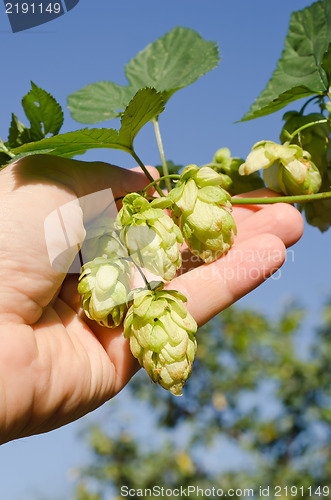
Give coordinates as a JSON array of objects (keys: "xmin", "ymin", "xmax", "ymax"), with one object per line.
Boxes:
[
  {"xmin": 242, "ymin": 0, "xmax": 331, "ymax": 121},
  {"xmin": 13, "ymin": 88, "xmax": 166, "ymax": 158},
  {"xmin": 0, "ymin": 153, "xmax": 10, "ymax": 168},
  {"xmin": 118, "ymin": 88, "xmax": 166, "ymax": 149},
  {"xmin": 8, "ymin": 113, "xmax": 31, "ymax": 148},
  {"xmin": 67, "ymin": 82, "xmax": 135, "ymax": 124},
  {"xmin": 22, "ymin": 81, "xmax": 64, "ymax": 140},
  {"xmin": 0, "ymin": 139, "xmax": 12, "ymax": 168},
  {"xmin": 13, "ymin": 128, "xmax": 126, "ymax": 158},
  {"xmin": 68, "ymin": 27, "xmax": 220, "ymax": 124},
  {"xmin": 6, "ymin": 150, "xmax": 55, "ymax": 165},
  {"xmin": 321, "ymin": 42, "xmax": 331, "ymax": 83},
  {"xmin": 125, "ymin": 26, "xmax": 220, "ymax": 94},
  {"xmin": 243, "ymin": 87, "xmax": 319, "ymax": 121}
]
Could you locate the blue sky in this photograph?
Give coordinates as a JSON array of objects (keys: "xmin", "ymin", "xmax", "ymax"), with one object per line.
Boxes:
[{"xmin": 0, "ymin": 1, "xmax": 330, "ymax": 499}]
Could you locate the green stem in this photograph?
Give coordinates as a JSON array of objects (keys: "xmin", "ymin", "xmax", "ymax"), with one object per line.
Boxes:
[
  {"xmin": 288, "ymin": 119, "xmax": 328, "ymax": 141},
  {"xmin": 151, "ymin": 117, "xmax": 172, "ymax": 192},
  {"xmin": 132, "ymin": 260, "xmax": 151, "ymax": 289},
  {"xmin": 299, "ymin": 95, "xmax": 320, "ymax": 115},
  {"xmin": 122, "ymin": 256, "xmax": 151, "ymax": 290},
  {"xmin": 98, "ymin": 196, "xmax": 124, "ymax": 218},
  {"xmin": 131, "ymin": 150, "xmax": 165, "ymax": 197},
  {"xmin": 142, "ymin": 174, "xmax": 181, "ymax": 193},
  {"xmin": 231, "ymin": 191, "xmax": 331, "ymax": 205}
]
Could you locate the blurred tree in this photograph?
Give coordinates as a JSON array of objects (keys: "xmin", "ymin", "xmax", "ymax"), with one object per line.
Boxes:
[{"xmin": 71, "ymin": 300, "xmax": 331, "ymax": 500}]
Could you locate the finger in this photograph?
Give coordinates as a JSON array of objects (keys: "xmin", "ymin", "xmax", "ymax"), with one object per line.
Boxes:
[
  {"xmin": 235, "ymin": 202, "xmax": 304, "ymax": 248},
  {"xmin": 230, "ymin": 188, "xmax": 287, "ymax": 225},
  {"xmin": 58, "ymin": 274, "xmax": 81, "ymax": 311},
  {"xmin": 170, "ymin": 233, "xmax": 286, "ymax": 327},
  {"xmin": 234, "ymin": 188, "xmax": 282, "ymax": 199},
  {"xmin": 71, "ymin": 161, "xmax": 159, "ymax": 199},
  {"xmin": 130, "ymin": 165, "xmax": 160, "ymax": 195},
  {"xmin": 178, "ymin": 199, "xmax": 303, "ymax": 275},
  {"xmin": 9, "ymin": 154, "xmax": 159, "ymax": 200}
]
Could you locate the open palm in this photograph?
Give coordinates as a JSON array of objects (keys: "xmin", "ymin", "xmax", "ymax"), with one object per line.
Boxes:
[{"xmin": 0, "ymin": 155, "xmax": 303, "ymax": 444}]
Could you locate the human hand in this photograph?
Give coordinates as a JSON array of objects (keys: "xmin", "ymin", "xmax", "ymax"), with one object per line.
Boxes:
[{"xmin": 0, "ymin": 155, "xmax": 303, "ymax": 444}]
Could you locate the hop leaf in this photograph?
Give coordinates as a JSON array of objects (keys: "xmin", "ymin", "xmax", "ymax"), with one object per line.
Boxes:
[
  {"xmin": 78, "ymin": 257, "xmax": 131, "ymax": 328},
  {"xmin": 169, "ymin": 165, "xmax": 237, "ymax": 263},
  {"xmin": 124, "ymin": 283, "xmax": 197, "ymax": 396}
]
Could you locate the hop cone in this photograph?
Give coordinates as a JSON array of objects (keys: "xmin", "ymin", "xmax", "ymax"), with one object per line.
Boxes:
[
  {"xmin": 239, "ymin": 140, "xmax": 322, "ymax": 195},
  {"xmin": 124, "ymin": 282, "xmax": 197, "ymax": 396},
  {"xmin": 168, "ymin": 165, "xmax": 237, "ymax": 263},
  {"xmin": 78, "ymin": 257, "xmax": 131, "ymax": 327},
  {"xmin": 212, "ymin": 147, "xmax": 264, "ymax": 195},
  {"xmin": 116, "ymin": 193, "xmax": 183, "ymax": 281},
  {"xmin": 81, "ymin": 216, "xmax": 127, "ymax": 263}
]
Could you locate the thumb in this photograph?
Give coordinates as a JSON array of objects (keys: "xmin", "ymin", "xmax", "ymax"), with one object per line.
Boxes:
[
  {"xmin": 0, "ymin": 155, "xmax": 159, "ymax": 322},
  {"xmin": 13, "ymin": 154, "xmax": 159, "ymax": 199},
  {"xmin": 11, "ymin": 154, "xmax": 160, "ymax": 223}
]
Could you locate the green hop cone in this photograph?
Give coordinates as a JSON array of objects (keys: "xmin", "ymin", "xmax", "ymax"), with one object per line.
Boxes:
[
  {"xmin": 280, "ymin": 111, "xmax": 330, "ymax": 174},
  {"xmin": 211, "ymin": 147, "xmax": 264, "ymax": 195},
  {"xmin": 116, "ymin": 193, "xmax": 183, "ymax": 281},
  {"xmin": 78, "ymin": 257, "xmax": 131, "ymax": 327},
  {"xmin": 81, "ymin": 216, "xmax": 127, "ymax": 262},
  {"xmin": 168, "ymin": 165, "xmax": 237, "ymax": 263},
  {"xmin": 239, "ymin": 141, "xmax": 322, "ymax": 196},
  {"xmin": 124, "ymin": 282, "xmax": 197, "ymax": 396}
]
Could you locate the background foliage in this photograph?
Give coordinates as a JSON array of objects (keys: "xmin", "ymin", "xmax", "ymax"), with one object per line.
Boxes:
[{"xmin": 67, "ymin": 300, "xmax": 331, "ymax": 499}]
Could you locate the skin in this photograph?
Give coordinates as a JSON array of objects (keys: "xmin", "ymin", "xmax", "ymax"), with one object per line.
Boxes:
[{"xmin": 0, "ymin": 155, "xmax": 304, "ymax": 444}]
